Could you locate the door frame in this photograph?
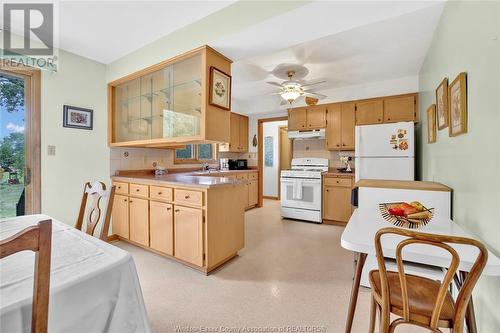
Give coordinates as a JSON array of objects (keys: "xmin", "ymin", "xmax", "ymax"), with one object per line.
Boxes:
[
  {"xmin": 1, "ymin": 64, "xmax": 41, "ymax": 214},
  {"xmin": 277, "ymin": 125, "xmax": 292, "ymax": 200},
  {"xmin": 257, "ymin": 116, "xmax": 288, "ymax": 207}
]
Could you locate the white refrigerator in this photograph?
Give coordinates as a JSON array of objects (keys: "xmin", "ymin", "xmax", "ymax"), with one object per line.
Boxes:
[{"xmin": 355, "ymin": 122, "xmax": 414, "ymax": 182}]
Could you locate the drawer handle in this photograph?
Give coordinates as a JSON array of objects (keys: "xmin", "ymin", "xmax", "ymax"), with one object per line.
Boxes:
[
  {"xmin": 175, "ymin": 209, "xmax": 180, "ymax": 213},
  {"xmin": 158, "ymin": 192, "xmax": 162, "ymax": 195},
  {"xmin": 167, "ymin": 207, "xmax": 171, "ymax": 211},
  {"xmin": 184, "ymin": 195, "xmax": 190, "ymax": 199}
]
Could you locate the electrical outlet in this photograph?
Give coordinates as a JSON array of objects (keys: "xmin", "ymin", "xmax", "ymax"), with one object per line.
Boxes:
[{"xmin": 47, "ymin": 145, "xmax": 56, "ymax": 156}]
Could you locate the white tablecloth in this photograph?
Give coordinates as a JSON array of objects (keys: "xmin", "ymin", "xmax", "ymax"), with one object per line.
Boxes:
[{"xmin": 0, "ymin": 214, "xmax": 150, "ymax": 333}]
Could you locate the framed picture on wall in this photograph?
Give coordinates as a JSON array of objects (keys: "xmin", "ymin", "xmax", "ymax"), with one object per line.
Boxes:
[
  {"xmin": 209, "ymin": 66, "xmax": 231, "ymax": 110},
  {"xmin": 63, "ymin": 105, "xmax": 93, "ymax": 130},
  {"xmin": 426, "ymin": 104, "xmax": 437, "ymax": 144},
  {"xmin": 448, "ymin": 72, "xmax": 467, "ymax": 137},
  {"xmin": 435, "ymin": 78, "xmax": 448, "ymax": 130}
]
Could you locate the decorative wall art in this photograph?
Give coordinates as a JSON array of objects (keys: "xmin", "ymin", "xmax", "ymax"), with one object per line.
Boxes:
[
  {"xmin": 435, "ymin": 78, "xmax": 448, "ymax": 130},
  {"xmin": 209, "ymin": 67, "xmax": 231, "ymax": 110},
  {"xmin": 448, "ymin": 72, "xmax": 468, "ymax": 137},
  {"xmin": 63, "ymin": 105, "xmax": 93, "ymax": 130},
  {"xmin": 426, "ymin": 104, "xmax": 437, "ymax": 144},
  {"xmin": 264, "ymin": 136, "xmax": 274, "ymax": 167}
]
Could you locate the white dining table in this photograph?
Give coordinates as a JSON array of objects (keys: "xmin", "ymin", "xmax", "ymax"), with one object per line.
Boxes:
[
  {"xmin": 0, "ymin": 214, "xmax": 151, "ymax": 333},
  {"xmin": 341, "ymin": 209, "xmax": 500, "ymax": 333}
]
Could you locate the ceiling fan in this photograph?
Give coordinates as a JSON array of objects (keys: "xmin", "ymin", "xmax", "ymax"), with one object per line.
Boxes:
[{"xmin": 267, "ymin": 65, "xmax": 327, "ymax": 105}]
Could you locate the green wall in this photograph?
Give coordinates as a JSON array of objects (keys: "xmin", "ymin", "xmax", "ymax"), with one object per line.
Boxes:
[
  {"xmin": 41, "ymin": 50, "xmax": 108, "ymax": 225},
  {"xmin": 418, "ymin": 1, "xmax": 500, "ymax": 331}
]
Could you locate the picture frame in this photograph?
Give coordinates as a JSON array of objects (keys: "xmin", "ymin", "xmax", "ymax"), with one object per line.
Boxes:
[
  {"xmin": 209, "ymin": 66, "xmax": 231, "ymax": 110},
  {"xmin": 435, "ymin": 78, "xmax": 448, "ymax": 130},
  {"xmin": 448, "ymin": 72, "xmax": 467, "ymax": 137},
  {"xmin": 63, "ymin": 105, "xmax": 93, "ymax": 130},
  {"xmin": 426, "ymin": 104, "xmax": 437, "ymax": 144}
]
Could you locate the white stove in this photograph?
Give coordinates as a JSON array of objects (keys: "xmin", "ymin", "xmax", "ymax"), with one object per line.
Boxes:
[{"xmin": 280, "ymin": 158, "xmax": 329, "ymax": 223}]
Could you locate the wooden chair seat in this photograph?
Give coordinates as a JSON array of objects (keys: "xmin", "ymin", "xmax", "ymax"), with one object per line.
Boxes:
[{"xmin": 369, "ymin": 270, "xmax": 455, "ymax": 327}]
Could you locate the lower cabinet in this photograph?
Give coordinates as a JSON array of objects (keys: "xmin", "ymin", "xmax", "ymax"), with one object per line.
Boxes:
[
  {"xmin": 174, "ymin": 205, "xmax": 204, "ymax": 267},
  {"xmin": 112, "ymin": 194, "xmax": 129, "ymax": 239},
  {"xmin": 129, "ymin": 197, "xmax": 149, "ymax": 247},
  {"xmin": 323, "ymin": 176, "xmax": 353, "ymax": 223},
  {"xmin": 149, "ymin": 201, "xmax": 173, "ymax": 255},
  {"xmin": 247, "ymin": 180, "xmax": 258, "ymax": 208}
]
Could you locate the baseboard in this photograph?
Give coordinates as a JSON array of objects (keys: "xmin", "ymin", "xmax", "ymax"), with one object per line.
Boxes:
[
  {"xmin": 107, "ymin": 234, "xmax": 119, "ymax": 242},
  {"xmin": 323, "ymin": 219, "xmax": 347, "ymax": 226},
  {"xmin": 263, "ymin": 196, "xmax": 279, "ymax": 200}
]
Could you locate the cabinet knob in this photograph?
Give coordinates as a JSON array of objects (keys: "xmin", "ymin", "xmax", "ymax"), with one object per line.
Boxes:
[
  {"xmin": 184, "ymin": 195, "xmax": 190, "ymax": 199},
  {"xmin": 129, "ymin": 200, "xmax": 133, "ymax": 203},
  {"xmin": 175, "ymin": 209, "xmax": 180, "ymax": 213},
  {"xmin": 123, "ymin": 198, "xmax": 127, "ymax": 202},
  {"xmin": 326, "ymin": 189, "xmax": 329, "ymax": 192},
  {"xmin": 158, "ymin": 192, "xmax": 162, "ymax": 195},
  {"xmin": 167, "ymin": 207, "xmax": 171, "ymax": 211},
  {"xmin": 378, "ymin": 119, "xmax": 381, "ymax": 121},
  {"xmin": 387, "ymin": 118, "xmax": 391, "ymax": 121},
  {"xmin": 118, "ymin": 186, "xmax": 121, "ymax": 189},
  {"xmin": 336, "ymin": 144, "xmax": 340, "ymax": 147},
  {"xmin": 136, "ymin": 189, "xmax": 140, "ymax": 192},
  {"xmin": 342, "ymin": 143, "xmax": 346, "ymax": 146},
  {"xmin": 336, "ymin": 181, "xmax": 340, "ymax": 183}
]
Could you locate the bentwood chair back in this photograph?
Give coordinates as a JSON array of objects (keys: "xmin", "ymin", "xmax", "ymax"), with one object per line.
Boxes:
[
  {"xmin": 0, "ymin": 219, "xmax": 52, "ymax": 333},
  {"xmin": 75, "ymin": 181, "xmax": 116, "ymax": 241},
  {"xmin": 369, "ymin": 227, "xmax": 488, "ymax": 333}
]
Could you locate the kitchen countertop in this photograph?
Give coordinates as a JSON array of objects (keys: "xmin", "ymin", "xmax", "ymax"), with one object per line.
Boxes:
[
  {"xmin": 112, "ymin": 169, "xmax": 257, "ymax": 189},
  {"xmin": 322, "ymin": 168, "xmax": 355, "ymax": 177},
  {"xmin": 355, "ymin": 179, "xmax": 452, "ymax": 192}
]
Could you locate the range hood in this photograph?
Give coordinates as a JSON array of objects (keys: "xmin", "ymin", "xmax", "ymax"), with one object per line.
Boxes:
[{"xmin": 288, "ymin": 128, "xmax": 325, "ymax": 140}]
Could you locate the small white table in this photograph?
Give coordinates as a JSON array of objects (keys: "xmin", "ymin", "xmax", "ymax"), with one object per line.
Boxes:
[
  {"xmin": 341, "ymin": 209, "xmax": 500, "ymax": 333},
  {"xmin": 0, "ymin": 214, "xmax": 151, "ymax": 333}
]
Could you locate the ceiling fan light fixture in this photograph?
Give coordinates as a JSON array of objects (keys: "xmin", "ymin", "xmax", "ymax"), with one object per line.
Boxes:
[{"xmin": 280, "ymin": 84, "xmax": 303, "ymax": 103}]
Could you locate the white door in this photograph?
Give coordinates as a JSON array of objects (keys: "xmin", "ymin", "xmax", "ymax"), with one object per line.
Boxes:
[
  {"xmin": 280, "ymin": 178, "xmax": 321, "ymax": 210},
  {"xmin": 355, "ymin": 122, "xmax": 414, "ymax": 157},
  {"xmin": 355, "ymin": 157, "xmax": 414, "ymax": 182}
]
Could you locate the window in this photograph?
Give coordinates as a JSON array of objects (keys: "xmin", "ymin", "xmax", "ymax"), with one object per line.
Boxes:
[{"xmin": 174, "ymin": 144, "xmax": 217, "ymax": 164}]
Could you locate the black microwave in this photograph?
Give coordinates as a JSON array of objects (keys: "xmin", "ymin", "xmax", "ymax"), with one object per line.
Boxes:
[{"xmin": 228, "ymin": 159, "xmax": 248, "ymax": 170}]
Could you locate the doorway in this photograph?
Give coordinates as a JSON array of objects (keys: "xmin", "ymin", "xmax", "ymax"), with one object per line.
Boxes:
[
  {"xmin": 0, "ymin": 67, "xmax": 41, "ymax": 218},
  {"xmin": 257, "ymin": 116, "xmax": 290, "ymax": 206}
]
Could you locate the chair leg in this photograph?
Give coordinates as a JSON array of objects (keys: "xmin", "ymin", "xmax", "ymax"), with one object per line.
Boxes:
[{"xmin": 369, "ymin": 296, "xmax": 377, "ymax": 333}]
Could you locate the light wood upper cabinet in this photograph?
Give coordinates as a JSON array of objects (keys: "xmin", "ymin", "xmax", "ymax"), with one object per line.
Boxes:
[
  {"xmin": 288, "ymin": 107, "xmax": 307, "ymax": 131},
  {"xmin": 150, "ymin": 201, "xmax": 173, "ymax": 255},
  {"xmin": 112, "ymin": 194, "xmax": 129, "ymax": 239},
  {"xmin": 219, "ymin": 113, "xmax": 249, "ymax": 152},
  {"xmin": 326, "ymin": 103, "xmax": 355, "ymax": 150},
  {"xmin": 174, "ymin": 205, "xmax": 204, "ymax": 267},
  {"xmin": 306, "ymin": 105, "xmax": 327, "ymax": 129},
  {"xmin": 129, "ymin": 197, "xmax": 149, "ymax": 247},
  {"xmin": 341, "ymin": 103, "xmax": 355, "ymax": 150},
  {"xmin": 108, "ymin": 45, "xmax": 232, "ymax": 148},
  {"xmin": 288, "ymin": 106, "xmax": 326, "ymax": 130},
  {"xmin": 239, "ymin": 114, "xmax": 249, "ymax": 152},
  {"xmin": 355, "ymin": 100, "xmax": 384, "ymax": 125},
  {"xmin": 383, "ymin": 95, "xmax": 416, "ymax": 123}
]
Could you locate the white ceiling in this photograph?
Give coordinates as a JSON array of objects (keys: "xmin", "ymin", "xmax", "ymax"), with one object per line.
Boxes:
[
  {"xmin": 210, "ymin": 1, "xmax": 445, "ymax": 114},
  {"xmin": 58, "ymin": 1, "xmax": 235, "ymax": 63}
]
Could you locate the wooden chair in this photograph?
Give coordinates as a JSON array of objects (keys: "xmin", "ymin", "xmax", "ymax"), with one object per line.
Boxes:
[
  {"xmin": 76, "ymin": 181, "xmax": 116, "ymax": 241},
  {"xmin": 0, "ymin": 219, "xmax": 52, "ymax": 333},
  {"xmin": 369, "ymin": 227, "xmax": 488, "ymax": 333}
]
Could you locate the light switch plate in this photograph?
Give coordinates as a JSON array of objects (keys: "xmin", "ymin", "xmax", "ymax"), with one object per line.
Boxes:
[{"xmin": 47, "ymin": 145, "xmax": 56, "ymax": 155}]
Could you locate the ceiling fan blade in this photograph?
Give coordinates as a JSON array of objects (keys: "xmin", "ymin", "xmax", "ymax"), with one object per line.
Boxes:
[
  {"xmin": 266, "ymin": 81, "xmax": 283, "ymax": 87},
  {"xmin": 303, "ymin": 92, "xmax": 327, "ymax": 99},
  {"xmin": 279, "ymin": 99, "xmax": 289, "ymax": 106},
  {"xmin": 301, "ymin": 80, "xmax": 326, "ymax": 88}
]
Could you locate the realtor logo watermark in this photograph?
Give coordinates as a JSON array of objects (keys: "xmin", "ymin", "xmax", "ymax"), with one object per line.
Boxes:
[{"xmin": 1, "ymin": 2, "xmax": 58, "ymax": 70}]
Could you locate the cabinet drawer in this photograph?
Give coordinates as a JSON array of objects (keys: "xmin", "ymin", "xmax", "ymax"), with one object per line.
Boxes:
[
  {"xmin": 324, "ymin": 177, "xmax": 352, "ymax": 187},
  {"xmin": 236, "ymin": 173, "xmax": 248, "ymax": 180},
  {"xmin": 113, "ymin": 182, "xmax": 129, "ymax": 195},
  {"xmin": 175, "ymin": 189, "xmax": 204, "ymax": 207},
  {"xmin": 130, "ymin": 183, "xmax": 149, "ymax": 198},
  {"xmin": 150, "ymin": 186, "xmax": 173, "ymax": 202},
  {"xmin": 248, "ymin": 172, "xmax": 258, "ymax": 180}
]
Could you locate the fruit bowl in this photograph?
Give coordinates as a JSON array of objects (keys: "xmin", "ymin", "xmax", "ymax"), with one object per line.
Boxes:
[{"xmin": 379, "ymin": 201, "xmax": 434, "ymax": 229}]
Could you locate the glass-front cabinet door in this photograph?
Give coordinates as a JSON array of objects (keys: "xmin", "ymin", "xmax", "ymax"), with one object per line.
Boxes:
[{"xmin": 113, "ymin": 53, "xmax": 202, "ymax": 143}]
